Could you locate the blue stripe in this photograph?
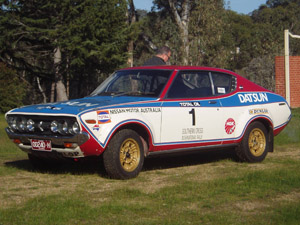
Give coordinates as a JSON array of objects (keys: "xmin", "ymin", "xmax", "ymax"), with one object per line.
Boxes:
[{"xmin": 221, "ymin": 92, "xmax": 287, "ymax": 107}]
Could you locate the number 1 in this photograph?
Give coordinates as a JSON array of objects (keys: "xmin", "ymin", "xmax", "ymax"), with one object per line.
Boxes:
[{"xmin": 189, "ymin": 108, "xmax": 195, "ymax": 126}]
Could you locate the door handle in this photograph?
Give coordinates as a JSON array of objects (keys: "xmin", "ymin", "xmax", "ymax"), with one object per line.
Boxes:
[{"xmin": 209, "ymin": 101, "xmax": 217, "ymax": 104}]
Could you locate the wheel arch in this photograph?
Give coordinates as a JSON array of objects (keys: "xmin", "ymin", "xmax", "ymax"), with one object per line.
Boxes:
[
  {"xmin": 245, "ymin": 117, "xmax": 274, "ymax": 152},
  {"xmin": 105, "ymin": 121, "xmax": 153, "ymax": 157}
]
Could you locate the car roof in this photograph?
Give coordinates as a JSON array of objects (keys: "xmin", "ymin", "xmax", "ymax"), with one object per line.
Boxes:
[
  {"xmin": 119, "ymin": 65, "xmax": 270, "ymax": 93},
  {"xmin": 119, "ymin": 65, "xmax": 235, "ymax": 74}
]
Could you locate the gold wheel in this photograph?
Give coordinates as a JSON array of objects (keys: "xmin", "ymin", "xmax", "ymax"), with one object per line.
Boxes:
[
  {"xmin": 119, "ymin": 138, "xmax": 141, "ymax": 172},
  {"xmin": 248, "ymin": 128, "xmax": 266, "ymax": 157}
]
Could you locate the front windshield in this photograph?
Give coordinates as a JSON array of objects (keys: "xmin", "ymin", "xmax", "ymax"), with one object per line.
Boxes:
[{"xmin": 90, "ymin": 69, "xmax": 172, "ymax": 98}]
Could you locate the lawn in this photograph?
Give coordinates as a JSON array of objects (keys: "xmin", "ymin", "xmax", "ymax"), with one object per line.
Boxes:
[{"xmin": 0, "ymin": 109, "xmax": 300, "ymax": 225}]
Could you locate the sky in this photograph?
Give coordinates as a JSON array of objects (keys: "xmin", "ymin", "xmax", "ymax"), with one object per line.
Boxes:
[{"xmin": 133, "ymin": 0, "xmax": 267, "ymax": 15}]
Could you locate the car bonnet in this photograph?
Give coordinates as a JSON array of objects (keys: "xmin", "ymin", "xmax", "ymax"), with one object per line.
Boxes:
[{"xmin": 8, "ymin": 96, "xmax": 157, "ymax": 115}]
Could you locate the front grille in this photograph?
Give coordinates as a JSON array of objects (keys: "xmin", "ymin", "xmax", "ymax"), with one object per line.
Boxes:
[{"xmin": 6, "ymin": 115, "xmax": 78, "ymax": 137}]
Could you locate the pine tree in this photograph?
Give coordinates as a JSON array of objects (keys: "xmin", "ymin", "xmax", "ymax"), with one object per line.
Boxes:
[{"xmin": 0, "ymin": 0, "xmax": 130, "ymax": 103}]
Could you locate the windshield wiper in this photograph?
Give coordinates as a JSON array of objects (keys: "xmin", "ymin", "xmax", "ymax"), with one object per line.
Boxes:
[
  {"xmin": 96, "ymin": 91, "xmax": 156, "ymax": 97},
  {"xmin": 114, "ymin": 91, "xmax": 157, "ymax": 97},
  {"xmin": 96, "ymin": 92, "xmax": 118, "ymax": 96},
  {"xmin": 112, "ymin": 91, "xmax": 143, "ymax": 97}
]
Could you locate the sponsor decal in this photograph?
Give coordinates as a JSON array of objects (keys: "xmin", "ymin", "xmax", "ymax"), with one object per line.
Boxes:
[
  {"xmin": 225, "ymin": 118, "xmax": 236, "ymax": 135},
  {"xmin": 62, "ymin": 101, "xmax": 98, "ymax": 107},
  {"xmin": 110, "ymin": 108, "xmax": 139, "ymax": 114},
  {"xmin": 109, "ymin": 108, "xmax": 161, "ymax": 114},
  {"xmin": 36, "ymin": 106, "xmax": 62, "ymax": 110},
  {"xmin": 97, "ymin": 110, "xmax": 111, "ymax": 124},
  {"xmin": 238, "ymin": 93, "xmax": 268, "ymax": 103},
  {"xmin": 182, "ymin": 127, "xmax": 203, "ymax": 140},
  {"xmin": 179, "ymin": 102, "xmax": 201, "ymax": 107},
  {"xmin": 249, "ymin": 108, "xmax": 269, "ymax": 115},
  {"xmin": 92, "ymin": 124, "xmax": 100, "ymax": 131},
  {"xmin": 217, "ymin": 87, "xmax": 226, "ymax": 94},
  {"xmin": 141, "ymin": 108, "xmax": 161, "ymax": 113},
  {"xmin": 109, "ymin": 108, "xmax": 140, "ymax": 114}
]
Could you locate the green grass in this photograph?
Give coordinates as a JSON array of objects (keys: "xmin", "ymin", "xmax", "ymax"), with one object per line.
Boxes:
[
  {"xmin": 0, "ymin": 114, "xmax": 26, "ymax": 159},
  {"xmin": 275, "ymin": 108, "xmax": 300, "ymax": 145},
  {"xmin": 0, "ymin": 110, "xmax": 300, "ymax": 225}
]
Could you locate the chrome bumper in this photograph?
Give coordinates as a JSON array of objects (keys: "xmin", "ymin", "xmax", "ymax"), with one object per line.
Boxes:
[{"xmin": 5, "ymin": 128, "xmax": 90, "ymax": 158}]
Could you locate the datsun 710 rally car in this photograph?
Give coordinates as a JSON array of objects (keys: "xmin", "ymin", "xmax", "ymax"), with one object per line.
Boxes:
[{"xmin": 5, "ymin": 66, "xmax": 291, "ymax": 179}]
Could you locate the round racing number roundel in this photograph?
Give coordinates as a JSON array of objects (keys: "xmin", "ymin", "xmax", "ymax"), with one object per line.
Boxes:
[{"xmin": 225, "ymin": 118, "xmax": 236, "ymax": 134}]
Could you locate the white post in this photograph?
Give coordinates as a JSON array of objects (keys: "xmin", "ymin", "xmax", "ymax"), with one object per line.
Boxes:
[
  {"xmin": 284, "ymin": 30, "xmax": 300, "ymax": 106},
  {"xmin": 284, "ymin": 29, "xmax": 290, "ymax": 105}
]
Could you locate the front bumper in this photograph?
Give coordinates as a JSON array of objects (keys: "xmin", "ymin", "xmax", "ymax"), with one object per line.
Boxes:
[{"xmin": 5, "ymin": 128, "xmax": 90, "ymax": 158}]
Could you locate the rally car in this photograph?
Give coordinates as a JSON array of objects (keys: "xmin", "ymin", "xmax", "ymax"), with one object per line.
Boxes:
[{"xmin": 5, "ymin": 66, "xmax": 291, "ymax": 179}]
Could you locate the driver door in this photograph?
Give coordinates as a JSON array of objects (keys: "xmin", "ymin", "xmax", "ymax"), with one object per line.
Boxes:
[{"xmin": 160, "ymin": 70, "xmax": 224, "ymax": 147}]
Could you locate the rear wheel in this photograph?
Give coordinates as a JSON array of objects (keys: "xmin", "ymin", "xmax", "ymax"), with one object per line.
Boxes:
[
  {"xmin": 103, "ymin": 129, "xmax": 144, "ymax": 179},
  {"xmin": 235, "ymin": 121, "xmax": 269, "ymax": 162}
]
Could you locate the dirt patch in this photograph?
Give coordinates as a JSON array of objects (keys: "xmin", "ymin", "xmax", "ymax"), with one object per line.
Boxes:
[
  {"xmin": 233, "ymin": 190, "xmax": 300, "ymax": 214},
  {"xmin": 269, "ymin": 146, "xmax": 300, "ymax": 160},
  {"xmin": 0, "ymin": 172, "xmax": 76, "ymax": 208}
]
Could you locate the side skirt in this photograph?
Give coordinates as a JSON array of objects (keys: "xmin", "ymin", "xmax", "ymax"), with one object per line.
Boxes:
[{"xmin": 147, "ymin": 143, "xmax": 239, "ymax": 157}]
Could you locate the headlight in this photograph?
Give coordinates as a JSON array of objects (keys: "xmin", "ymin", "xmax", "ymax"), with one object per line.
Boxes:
[
  {"xmin": 70, "ymin": 122, "xmax": 80, "ymax": 134},
  {"xmin": 26, "ymin": 119, "xmax": 35, "ymax": 132},
  {"xmin": 50, "ymin": 120, "xmax": 59, "ymax": 133},
  {"xmin": 8, "ymin": 117, "xmax": 17, "ymax": 131},
  {"xmin": 17, "ymin": 118, "xmax": 27, "ymax": 132},
  {"xmin": 58, "ymin": 121, "xmax": 69, "ymax": 135}
]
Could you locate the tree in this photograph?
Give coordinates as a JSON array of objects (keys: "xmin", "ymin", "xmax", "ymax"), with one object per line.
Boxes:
[
  {"xmin": 149, "ymin": 0, "xmax": 227, "ymax": 66},
  {"xmin": 127, "ymin": 0, "xmax": 137, "ymax": 67},
  {"xmin": 133, "ymin": 8, "xmax": 181, "ymax": 66},
  {"xmin": 189, "ymin": 0, "xmax": 228, "ymax": 67},
  {"xmin": 58, "ymin": 0, "xmax": 130, "ymax": 97},
  {"xmin": 224, "ymin": 11, "xmax": 266, "ymax": 70},
  {"xmin": 167, "ymin": 0, "xmax": 191, "ymax": 65},
  {"xmin": 0, "ymin": 0, "xmax": 130, "ymax": 103},
  {"xmin": 243, "ymin": 0, "xmax": 300, "ymax": 91},
  {"xmin": 0, "ymin": 63, "xmax": 26, "ymax": 113},
  {"xmin": 244, "ymin": 56, "xmax": 275, "ymax": 91},
  {"xmin": 252, "ymin": 0, "xmax": 300, "ymax": 55},
  {"xmin": 152, "ymin": 0, "xmax": 192, "ymax": 65}
]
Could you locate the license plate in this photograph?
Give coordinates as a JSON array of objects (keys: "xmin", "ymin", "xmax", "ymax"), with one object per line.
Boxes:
[{"xmin": 31, "ymin": 139, "xmax": 52, "ymax": 151}]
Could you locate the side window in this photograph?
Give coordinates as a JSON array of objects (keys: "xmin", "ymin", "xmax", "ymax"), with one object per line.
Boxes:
[
  {"xmin": 211, "ymin": 72, "xmax": 236, "ymax": 95},
  {"xmin": 166, "ymin": 70, "xmax": 237, "ymax": 99},
  {"xmin": 167, "ymin": 71, "xmax": 213, "ymax": 98}
]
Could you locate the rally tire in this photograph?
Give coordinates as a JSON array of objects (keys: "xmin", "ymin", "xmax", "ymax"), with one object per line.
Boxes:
[
  {"xmin": 236, "ymin": 121, "xmax": 269, "ymax": 163},
  {"xmin": 103, "ymin": 129, "xmax": 144, "ymax": 179}
]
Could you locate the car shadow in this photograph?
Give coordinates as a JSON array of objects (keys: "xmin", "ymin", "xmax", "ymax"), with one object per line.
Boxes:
[
  {"xmin": 4, "ymin": 156, "xmax": 108, "ymax": 177},
  {"xmin": 143, "ymin": 148, "xmax": 237, "ymax": 171},
  {"xmin": 4, "ymin": 148, "xmax": 238, "ymax": 177}
]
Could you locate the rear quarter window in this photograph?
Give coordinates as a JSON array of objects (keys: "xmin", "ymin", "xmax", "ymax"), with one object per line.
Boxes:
[{"xmin": 211, "ymin": 72, "xmax": 237, "ymax": 96}]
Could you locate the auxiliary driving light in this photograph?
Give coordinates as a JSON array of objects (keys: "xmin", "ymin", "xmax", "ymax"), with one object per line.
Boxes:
[
  {"xmin": 59, "ymin": 121, "xmax": 69, "ymax": 135},
  {"xmin": 26, "ymin": 119, "xmax": 35, "ymax": 132},
  {"xmin": 50, "ymin": 120, "xmax": 59, "ymax": 133},
  {"xmin": 17, "ymin": 118, "xmax": 27, "ymax": 132}
]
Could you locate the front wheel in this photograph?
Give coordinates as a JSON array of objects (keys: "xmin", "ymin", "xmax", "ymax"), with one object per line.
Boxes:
[
  {"xmin": 103, "ymin": 129, "xmax": 144, "ymax": 179},
  {"xmin": 235, "ymin": 121, "xmax": 269, "ymax": 162}
]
